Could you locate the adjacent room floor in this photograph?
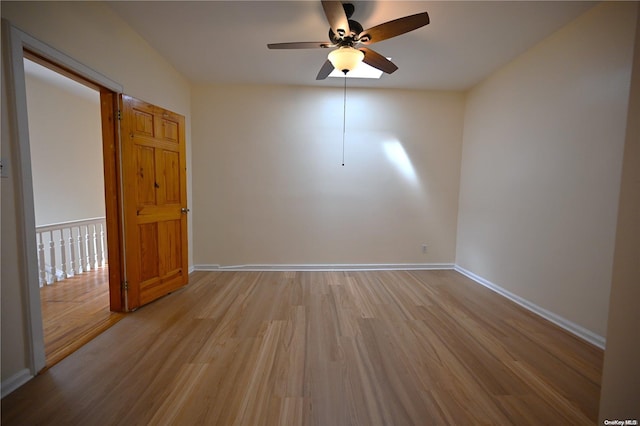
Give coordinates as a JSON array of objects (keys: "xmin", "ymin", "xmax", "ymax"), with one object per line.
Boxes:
[{"xmin": 39, "ymin": 266, "xmax": 123, "ymax": 368}]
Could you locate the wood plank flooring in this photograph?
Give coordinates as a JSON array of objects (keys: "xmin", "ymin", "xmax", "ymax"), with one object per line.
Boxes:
[
  {"xmin": 3, "ymin": 270, "xmax": 603, "ymax": 425},
  {"xmin": 40, "ymin": 267, "xmax": 124, "ymax": 367}
]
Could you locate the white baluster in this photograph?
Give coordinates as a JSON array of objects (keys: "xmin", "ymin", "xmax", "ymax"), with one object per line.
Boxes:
[
  {"xmin": 78, "ymin": 226, "xmax": 86, "ymax": 273},
  {"xmin": 103, "ymin": 221, "xmax": 108, "ymax": 266},
  {"xmin": 59, "ymin": 229, "xmax": 67, "ymax": 280},
  {"xmin": 48, "ymin": 230, "xmax": 56, "ymax": 284},
  {"xmin": 86, "ymin": 225, "xmax": 94, "ymax": 271},
  {"xmin": 91, "ymin": 224, "xmax": 99, "ymax": 269},
  {"xmin": 37, "ymin": 231, "xmax": 46, "ymax": 287},
  {"xmin": 68, "ymin": 228, "xmax": 76, "ymax": 276},
  {"xmin": 98, "ymin": 222, "xmax": 106, "ymax": 267}
]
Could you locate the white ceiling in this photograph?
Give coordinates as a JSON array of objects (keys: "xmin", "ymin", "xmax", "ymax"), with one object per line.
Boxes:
[{"xmin": 107, "ymin": 1, "xmax": 597, "ymax": 91}]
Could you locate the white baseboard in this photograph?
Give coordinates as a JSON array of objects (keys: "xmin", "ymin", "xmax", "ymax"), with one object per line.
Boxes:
[
  {"xmin": 454, "ymin": 265, "xmax": 606, "ymax": 349},
  {"xmin": 193, "ymin": 263, "xmax": 455, "ymax": 272},
  {"xmin": 1, "ymin": 368, "xmax": 32, "ymax": 398}
]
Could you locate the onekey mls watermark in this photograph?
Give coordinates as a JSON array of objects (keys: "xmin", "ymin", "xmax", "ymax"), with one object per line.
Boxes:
[{"xmin": 603, "ymin": 420, "xmax": 638, "ymax": 425}]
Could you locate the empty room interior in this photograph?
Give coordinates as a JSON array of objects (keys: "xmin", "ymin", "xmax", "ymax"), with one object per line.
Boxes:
[{"xmin": 1, "ymin": 1, "xmax": 639, "ymax": 424}]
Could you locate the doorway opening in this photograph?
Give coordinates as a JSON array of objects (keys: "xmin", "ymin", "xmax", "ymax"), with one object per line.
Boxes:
[
  {"xmin": 23, "ymin": 56, "xmax": 124, "ymax": 367},
  {"xmin": 3, "ymin": 22, "xmax": 126, "ymax": 378}
]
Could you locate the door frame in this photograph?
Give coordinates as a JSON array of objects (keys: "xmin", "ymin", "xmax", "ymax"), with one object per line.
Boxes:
[{"xmin": 2, "ymin": 20, "xmax": 125, "ymax": 376}]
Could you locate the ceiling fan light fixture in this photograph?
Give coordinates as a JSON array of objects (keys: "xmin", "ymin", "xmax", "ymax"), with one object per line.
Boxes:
[{"xmin": 328, "ymin": 47, "xmax": 364, "ymax": 74}]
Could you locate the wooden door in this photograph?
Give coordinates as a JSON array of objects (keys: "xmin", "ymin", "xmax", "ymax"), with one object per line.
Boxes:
[{"xmin": 120, "ymin": 95, "xmax": 188, "ymax": 310}]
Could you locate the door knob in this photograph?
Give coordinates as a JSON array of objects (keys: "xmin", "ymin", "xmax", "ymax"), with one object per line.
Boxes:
[{"xmin": 181, "ymin": 208, "xmax": 190, "ymax": 214}]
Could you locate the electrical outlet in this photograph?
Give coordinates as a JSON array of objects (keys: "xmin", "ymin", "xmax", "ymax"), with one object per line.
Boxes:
[{"xmin": 421, "ymin": 244, "xmax": 428, "ymax": 253}]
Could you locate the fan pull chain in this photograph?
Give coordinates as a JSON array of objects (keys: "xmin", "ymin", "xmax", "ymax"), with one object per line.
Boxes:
[{"xmin": 342, "ymin": 74, "xmax": 347, "ymax": 166}]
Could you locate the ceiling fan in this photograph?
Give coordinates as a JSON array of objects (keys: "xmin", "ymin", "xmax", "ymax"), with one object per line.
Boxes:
[{"xmin": 267, "ymin": 1, "xmax": 430, "ymax": 80}]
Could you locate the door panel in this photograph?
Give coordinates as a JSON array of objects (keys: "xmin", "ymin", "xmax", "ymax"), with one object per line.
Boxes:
[
  {"xmin": 136, "ymin": 145, "xmax": 157, "ymax": 205},
  {"xmin": 161, "ymin": 151, "xmax": 181, "ymax": 204},
  {"xmin": 121, "ymin": 95, "xmax": 188, "ymax": 310},
  {"xmin": 139, "ymin": 223, "xmax": 160, "ymax": 281},
  {"xmin": 160, "ymin": 118, "xmax": 179, "ymax": 142}
]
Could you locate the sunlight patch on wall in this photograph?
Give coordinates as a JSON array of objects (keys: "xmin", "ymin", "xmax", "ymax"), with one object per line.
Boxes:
[{"xmin": 383, "ymin": 140, "xmax": 418, "ymax": 187}]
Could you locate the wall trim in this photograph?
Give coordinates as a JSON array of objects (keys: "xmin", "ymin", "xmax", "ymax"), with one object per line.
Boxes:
[
  {"xmin": 454, "ymin": 265, "xmax": 606, "ymax": 349},
  {"xmin": 3, "ymin": 19, "xmax": 46, "ymax": 377},
  {"xmin": 194, "ymin": 263, "xmax": 455, "ymax": 272},
  {"xmin": 1, "ymin": 369, "xmax": 32, "ymax": 399}
]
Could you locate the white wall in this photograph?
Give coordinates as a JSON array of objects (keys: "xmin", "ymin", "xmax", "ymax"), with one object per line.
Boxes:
[
  {"xmin": 25, "ymin": 62, "xmax": 105, "ymax": 226},
  {"xmin": 1, "ymin": 1, "xmax": 192, "ymax": 388},
  {"xmin": 456, "ymin": 2, "xmax": 637, "ymax": 339},
  {"xmin": 191, "ymin": 84, "xmax": 465, "ymax": 267}
]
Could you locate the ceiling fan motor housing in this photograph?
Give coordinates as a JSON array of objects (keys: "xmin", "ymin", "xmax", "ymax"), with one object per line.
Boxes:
[{"xmin": 329, "ymin": 19, "xmax": 364, "ymax": 46}]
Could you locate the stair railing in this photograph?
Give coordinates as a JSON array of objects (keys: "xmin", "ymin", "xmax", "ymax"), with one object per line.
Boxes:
[{"xmin": 35, "ymin": 217, "xmax": 107, "ymax": 286}]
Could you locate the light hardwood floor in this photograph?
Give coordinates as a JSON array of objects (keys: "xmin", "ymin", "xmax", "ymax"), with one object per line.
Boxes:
[
  {"xmin": 2, "ymin": 270, "xmax": 602, "ymax": 425},
  {"xmin": 39, "ymin": 267, "xmax": 124, "ymax": 368}
]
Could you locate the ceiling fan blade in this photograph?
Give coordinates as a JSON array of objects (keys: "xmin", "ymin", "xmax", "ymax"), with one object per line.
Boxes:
[
  {"xmin": 322, "ymin": 1, "xmax": 350, "ymax": 38},
  {"xmin": 267, "ymin": 42, "xmax": 334, "ymax": 49},
  {"xmin": 316, "ymin": 59, "xmax": 335, "ymax": 80},
  {"xmin": 358, "ymin": 12, "xmax": 430, "ymax": 45},
  {"xmin": 360, "ymin": 47, "xmax": 398, "ymax": 74}
]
